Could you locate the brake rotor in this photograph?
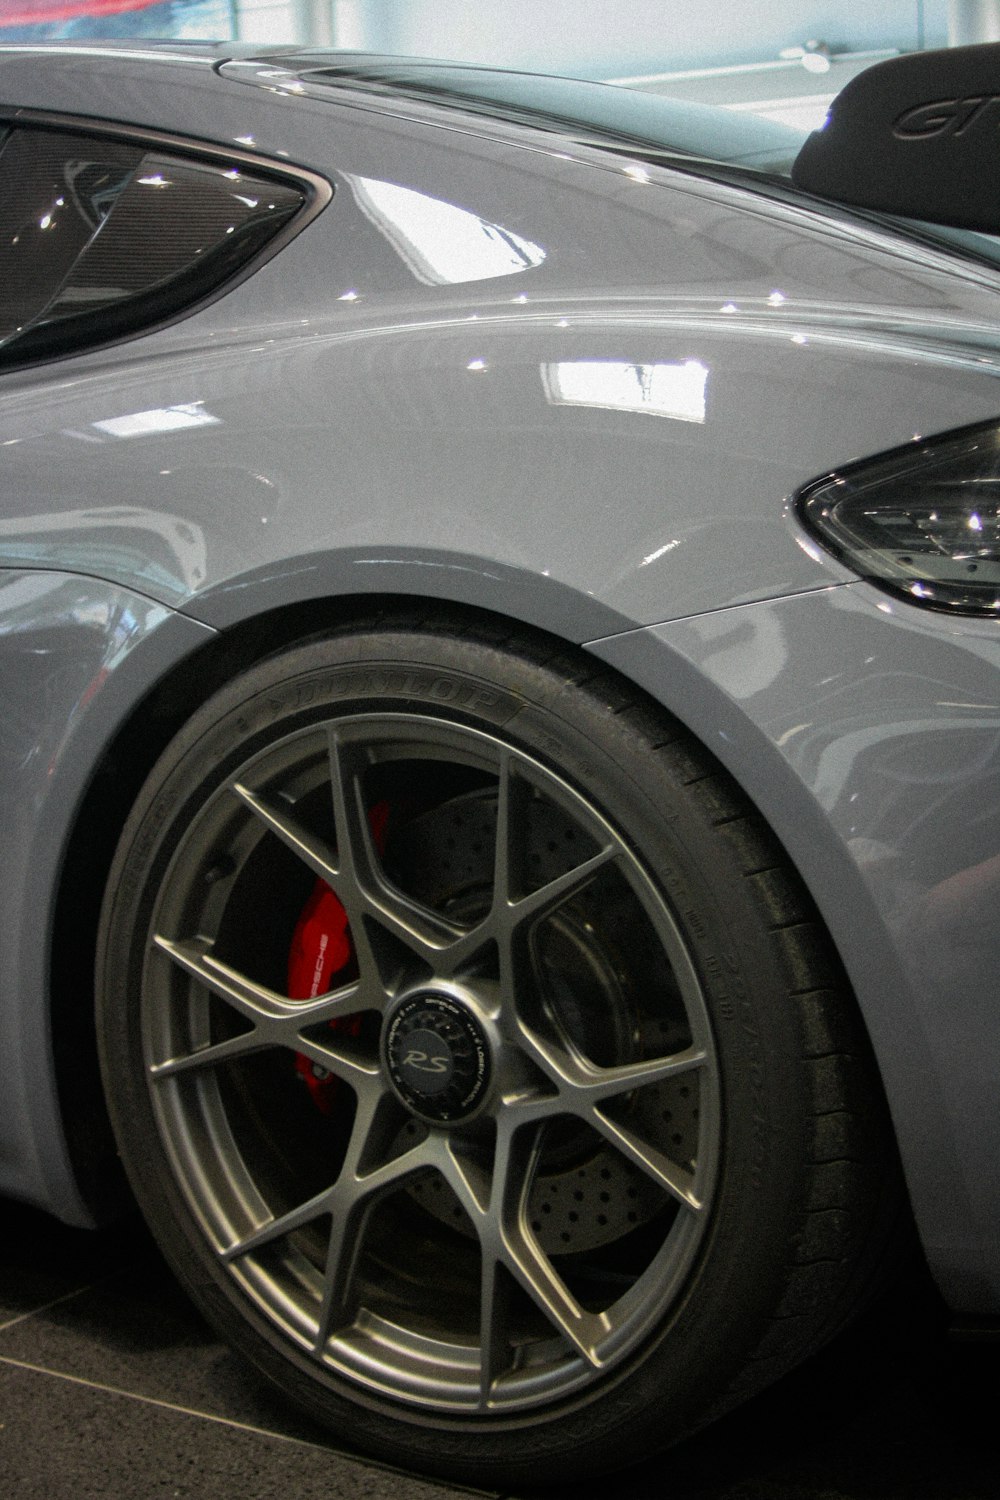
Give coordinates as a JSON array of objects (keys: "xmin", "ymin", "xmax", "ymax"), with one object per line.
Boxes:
[{"xmin": 384, "ymin": 789, "xmax": 689, "ymax": 1254}]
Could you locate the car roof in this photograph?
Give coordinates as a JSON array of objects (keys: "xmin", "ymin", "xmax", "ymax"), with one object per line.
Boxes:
[{"xmin": 216, "ymin": 51, "xmax": 805, "ymax": 172}]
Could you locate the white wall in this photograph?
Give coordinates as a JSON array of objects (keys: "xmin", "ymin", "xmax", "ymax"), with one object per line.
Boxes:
[
  {"xmin": 335, "ymin": 1, "xmax": 949, "ymax": 76},
  {"xmin": 237, "ymin": 0, "xmax": 297, "ymax": 44}
]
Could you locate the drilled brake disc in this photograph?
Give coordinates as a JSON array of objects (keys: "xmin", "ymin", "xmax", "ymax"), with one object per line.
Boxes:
[{"xmin": 385, "ymin": 790, "xmax": 695, "ymax": 1254}]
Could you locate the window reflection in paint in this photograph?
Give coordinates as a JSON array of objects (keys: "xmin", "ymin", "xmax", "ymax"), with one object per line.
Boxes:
[
  {"xmin": 542, "ymin": 359, "xmax": 709, "ymax": 423},
  {"xmin": 347, "ymin": 175, "xmax": 546, "ymax": 286},
  {"xmin": 91, "ymin": 403, "xmax": 221, "ymax": 440}
]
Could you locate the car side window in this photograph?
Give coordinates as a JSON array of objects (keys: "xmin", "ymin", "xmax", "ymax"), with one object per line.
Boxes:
[{"xmin": 0, "ymin": 123, "xmax": 314, "ymax": 367}]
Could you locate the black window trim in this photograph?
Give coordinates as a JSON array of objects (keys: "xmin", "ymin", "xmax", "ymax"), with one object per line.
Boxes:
[{"xmin": 0, "ymin": 108, "xmax": 333, "ymax": 371}]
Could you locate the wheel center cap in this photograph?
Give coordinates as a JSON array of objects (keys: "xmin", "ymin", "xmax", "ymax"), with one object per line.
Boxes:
[{"xmin": 384, "ymin": 992, "xmax": 491, "ymax": 1124}]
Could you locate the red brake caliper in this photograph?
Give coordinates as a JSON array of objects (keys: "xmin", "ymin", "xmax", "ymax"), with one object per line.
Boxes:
[{"xmin": 288, "ymin": 802, "xmax": 389, "ymax": 1113}]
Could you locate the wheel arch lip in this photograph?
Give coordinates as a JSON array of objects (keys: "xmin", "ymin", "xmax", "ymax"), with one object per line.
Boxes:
[
  {"xmin": 0, "ymin": 569, "xmax": 216, "ymax": 1226},
  {"xmin": 590, "ymin": 582, "xmax": 1000, "ymax": 1316},
  {"xmin": 175, "ymin": 544, "xmax": 640, "ymax": 642}
]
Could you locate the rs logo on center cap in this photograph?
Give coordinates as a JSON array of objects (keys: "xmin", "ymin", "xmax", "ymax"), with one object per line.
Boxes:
[
  {"xmin": 384, "ymin": 991, "xmax": 491, "ymax": 1123},
  {"xmin": 402, "ymin": 1049, "xmax": 450, "ymax": 1073}
]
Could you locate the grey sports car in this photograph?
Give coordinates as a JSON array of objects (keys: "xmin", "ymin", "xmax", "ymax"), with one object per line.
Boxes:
[{"xmin": 1, "ymin": 39, "xmax": 999, "ymax": 1487}]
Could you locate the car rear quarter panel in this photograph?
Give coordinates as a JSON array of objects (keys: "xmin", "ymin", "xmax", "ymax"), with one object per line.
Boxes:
[
  {"xmin": 594, "ymin": 589, "xmax": 1000, "ymax": 1315},
  {"xmin": 1, "ymin": 50, "xmax": 1000, "ymax": 1303},
  {"xmin": 3, "ymin": 48, "xmax": 1000, "ymax": 635}
]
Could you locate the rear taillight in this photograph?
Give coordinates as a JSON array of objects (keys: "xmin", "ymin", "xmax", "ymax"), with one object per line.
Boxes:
[{"xmin": 798, "ymin": 420, "xmax": 1000, "ymax": 614}]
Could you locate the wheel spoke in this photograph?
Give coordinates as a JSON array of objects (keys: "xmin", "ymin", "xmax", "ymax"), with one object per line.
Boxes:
[
  {"xmin": 517, "ymin": 1021, "xmax": 707, "ymax": 1106},
  {"xmin": 155, "ymin": 935, "xmax": 368, "ymax": 1025},
  {"xmin": 290, "ymin": 1032, "xmax": 382, "ymax": 1089},
  {"xmin": 150, "ymin": 1029, "xmax": 270, "ymax": 1079},
  {"xmin": 326, "ymin": 730, "xmax": 491, "ymax": 972},
  {"xmin": 236, "ymin": 760, "xmax": 475, "ymax": 979},
  {"xmin": 439, "ymin": 1122, "xmax": 613, "ymax": 1383},
  {"xmin": 325, "ymin": 729, "xmax": 375, "ymax": 892},
  {"xmin": 477, "ymin": 1249, "xmax": 512, "ymax": 1408},
  {"xmin": 222, "ymin": 1183, "xmax": 336, "ymax": 1262},
  {"xmin": 491, "ymin": 748, "xmax": 521, "ymax": 909},
  {"xmin": 230, "ymin": 782, "xmax": 339, "ymax": 887},
  {"xmin": 589, "ymin": 1111, "xmax": 703, "ymax": 1211},
  {"xmin": 152, "ymin": 935, "xmax": 379, "ymax": 1081},
  {"xmin": 502, "ymin": 1223, "xmax": 611, "ymax": 1367},
  {"xmin": 435, "ymin": 1138, "xmax": 493, "ymax": 1222},
  {"xmin": 313, "ymin": 1091, "xmax": 433, "ymax": 1348},
  {"xmin": 507, "ymin": 1025, "xmax": 707, "ymax": 1208},
  {"xmin": 394, "ymin": 1134, "xmax": 524, "ymax": 1403},
  {"xmin": 491, "ymin": 1123, "xmax": 610, "ymax": 1367},
  {"xmin": 503, "ymin": 843, "xmax": 618, "ymax": 931},
  {"xmin": 223, "ymin": 1081, "xmax": 431, "ymax": 1344},
  {"xmin": 492, "ymin": 749, "xmax": 617, "ymax": 928},
  {"xmin": 155, "ymin": 934, "xmax": 281, "ymax": 1022}
]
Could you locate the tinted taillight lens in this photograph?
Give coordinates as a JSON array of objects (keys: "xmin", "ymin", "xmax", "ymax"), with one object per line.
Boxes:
[
  {"xmin": 0, "ymin": 127, "xmax": 309, "ymax": 365},
  {"xmin": 798, "ymin": 421, "xmax": 1000, "ymax": 614}
]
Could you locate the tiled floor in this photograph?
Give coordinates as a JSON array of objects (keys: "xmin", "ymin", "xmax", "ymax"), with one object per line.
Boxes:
[{"xmin": 2, "ymin": 1197, "xmax": 998, "ymax": 1499}]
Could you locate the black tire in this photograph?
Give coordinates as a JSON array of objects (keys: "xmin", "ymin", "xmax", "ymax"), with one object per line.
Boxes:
[{"xmin": 96, "ymin": 618, "xmax": 899, "ymax": 1488}]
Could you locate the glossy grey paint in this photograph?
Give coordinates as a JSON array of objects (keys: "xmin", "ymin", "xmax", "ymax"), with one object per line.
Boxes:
[
  {"xmin": 3, "ymin": 50, "xmax": 1000, "ymax": 638},
  {"xmin": 594, "ymin": 585, "xmax": 1000, "ymax": 1313},
  {"xmin": 0, "ymin": 570, "xmax": 213, "ymax": 1223},
  {"xmin": 1, "ymin": 47, "xmax": 999, "ymax": 1304}
]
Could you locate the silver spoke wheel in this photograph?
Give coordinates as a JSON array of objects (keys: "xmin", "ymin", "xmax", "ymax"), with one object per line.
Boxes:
[{"xmin": 142, "ymin": 712, "xmax": 719, "ymax": 1413}]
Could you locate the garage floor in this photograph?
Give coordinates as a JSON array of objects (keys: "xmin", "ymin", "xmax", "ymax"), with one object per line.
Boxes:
[{"xmin": 1, "ymin": 1197, "xmax": 997, "ymax": 1500}]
